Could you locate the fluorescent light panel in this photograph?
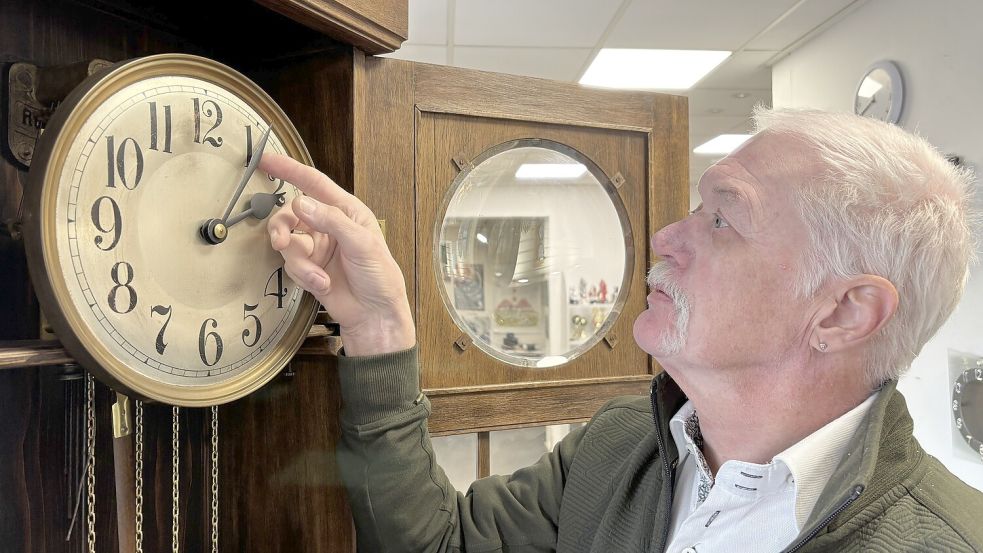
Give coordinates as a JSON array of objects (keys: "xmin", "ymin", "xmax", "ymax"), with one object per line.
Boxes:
[
  {"xmin": 693, "ymin": 134, "xmax": 753, "ymax": 155},
  {"xmin": 580, "ymin": 49, "xmax": 731, "ymax": 90},
  {"xmin": 515, "ymin": 163, "xmax": 587, "ymax": 179}
]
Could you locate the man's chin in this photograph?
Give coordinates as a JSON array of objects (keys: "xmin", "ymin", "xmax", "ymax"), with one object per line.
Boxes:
[{"xmin": 632, "ymin": 312, "xmax": 684, "ymax": 357}]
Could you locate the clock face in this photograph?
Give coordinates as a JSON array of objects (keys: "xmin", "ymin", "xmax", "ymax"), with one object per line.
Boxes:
[
  {"xmin": 854, "ymin": 61, "xmax": 903, "ymax": 124},
  {"xmin": 953, "ymin": 364, "xmax": 983, "ymax": 458},
  {"xmin": 27, "ymin": 55, "xmax": 317, "ymax": 406}
]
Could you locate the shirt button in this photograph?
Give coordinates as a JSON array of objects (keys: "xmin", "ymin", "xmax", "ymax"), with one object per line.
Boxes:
[{"xmin": 681, "ymin": 548, "xmax": 698, "ymax": 553}]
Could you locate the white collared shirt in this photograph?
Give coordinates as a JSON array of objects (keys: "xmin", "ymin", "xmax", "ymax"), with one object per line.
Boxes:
[{"xmin": 664, "ymin": 392, "xmax": 878, "ymax": 553}]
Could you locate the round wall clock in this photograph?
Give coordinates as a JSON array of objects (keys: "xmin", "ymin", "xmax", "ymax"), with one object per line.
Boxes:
[
  {"xmin": 953, "ymin": 360, "xmax": 983, "ymax": 458},
  {"xmin": 853, "ymin": 60, "xmax": 904, "ymax": 124},
  {"xmin": 24, "ymin": 54, "xmax": 318, "ymax": 406}
]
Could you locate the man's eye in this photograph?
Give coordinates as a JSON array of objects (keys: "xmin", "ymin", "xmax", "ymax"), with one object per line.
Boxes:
[{"xmin": 713, "ymin": 214, "xmax": 730, "ymax": 229}]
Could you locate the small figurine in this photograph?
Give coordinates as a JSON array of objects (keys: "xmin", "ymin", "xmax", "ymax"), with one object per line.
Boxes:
[{"xmin": 598, "ymin": 279, "xmax": 608, "ymax": 303}]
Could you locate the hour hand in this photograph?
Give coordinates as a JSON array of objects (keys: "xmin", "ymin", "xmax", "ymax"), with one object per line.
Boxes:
[{"xmin": 224, "ymin": 193, "xmax": 286, "ymax": 229}]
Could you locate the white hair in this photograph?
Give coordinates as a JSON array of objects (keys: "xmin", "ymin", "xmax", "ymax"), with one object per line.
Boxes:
[{"xmin": 752, "ymin": 107, "xmax": 978, "ymax": 388}]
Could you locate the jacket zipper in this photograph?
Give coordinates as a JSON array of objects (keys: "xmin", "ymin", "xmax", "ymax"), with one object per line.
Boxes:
[
  {"xmin": 650, "ymin": 380, "xmax": 675, "ymax": 551},
  {"xmin": 783, "ymin": 484, "xmax": 865, "ymax": 553}
]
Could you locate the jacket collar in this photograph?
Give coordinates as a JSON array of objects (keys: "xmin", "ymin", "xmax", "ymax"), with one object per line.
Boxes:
[
  {"xmin": 649, "ymin": 372, "xmax": 920, "ymax": 537},
  {"xmin": 798, "ymin": 379, "xmax": 920, "ymax": 533}
]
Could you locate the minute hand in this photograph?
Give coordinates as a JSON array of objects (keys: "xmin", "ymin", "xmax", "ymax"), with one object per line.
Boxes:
[{"xmin": 221, "ymin": 126, "xmax": 271, "ymax": 223}]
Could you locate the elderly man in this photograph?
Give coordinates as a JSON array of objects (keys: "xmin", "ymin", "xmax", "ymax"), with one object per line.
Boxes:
[{"xmin": 262, "ymin": 108, "xmax": 983, "ymax": 552}]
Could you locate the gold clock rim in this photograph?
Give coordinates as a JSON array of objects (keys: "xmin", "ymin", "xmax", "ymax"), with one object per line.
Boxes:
[{"xmin": 24, "ymin": 53, "xmax": 318, "ymax": 407}]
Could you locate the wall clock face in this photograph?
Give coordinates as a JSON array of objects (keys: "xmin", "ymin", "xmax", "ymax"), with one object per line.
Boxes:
[
  {"xmin": 854, "ymin": 60, "xmax": 904, "ymax": 124},
  {"xmin": 25, "ymin": 54, "xmax": 317, "ymax": 406},
  {"xmin": 953, "ymin": 360, "xmax": 983, "ymax": 459}
]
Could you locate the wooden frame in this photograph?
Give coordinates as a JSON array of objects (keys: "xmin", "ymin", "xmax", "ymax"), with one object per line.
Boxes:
[
  {"xmin": 256, "ymin": 0, "xmax": 408, "ymax": 54},
  {"xmin": 352, "ymin": 54, "xmax": 689, "ymax": 434}
]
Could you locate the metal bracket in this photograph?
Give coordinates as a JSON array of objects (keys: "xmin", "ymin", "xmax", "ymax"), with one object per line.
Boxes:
[
  {"xmin": 452, "ymin": 153, "xmax": 473, "ymax": 172},
  {"xmin": 454, "ymin": 334, "xmax": 472, "ymax": 352},
  {"xmin": 112, "ymin": 392, "xmax": 132, "ymax": 438},
  {"xmin": 6, "ymin": 59, "xmax": 113, "ymax": 167},
  {"xmin": 604, "ymin": 333, "xmax": 619, "ymax": 349},
  {"xmin": 611, "ymin": 172, "xmax": 626, "ymax": 189}
]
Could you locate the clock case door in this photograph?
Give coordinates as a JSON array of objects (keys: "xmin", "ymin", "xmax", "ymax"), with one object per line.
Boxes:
[{"xmin": 347, "ymin": 56, "xmax": 689, "ymax": 435}]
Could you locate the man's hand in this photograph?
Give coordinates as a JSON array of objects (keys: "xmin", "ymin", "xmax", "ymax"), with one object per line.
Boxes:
[{"xmin": 261, "ymin": 153, "xmax": 416, "ymax": 356}]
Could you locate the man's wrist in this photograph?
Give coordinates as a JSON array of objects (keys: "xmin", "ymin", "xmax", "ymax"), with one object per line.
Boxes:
[{"xmin": 340, "ymin": 310, "xmax": 416, "ymax": 356}]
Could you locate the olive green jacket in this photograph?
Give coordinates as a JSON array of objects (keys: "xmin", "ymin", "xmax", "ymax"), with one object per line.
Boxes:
[{"xmin": 336, "ymin": 347, "xmax": 983, "ymax": 552}]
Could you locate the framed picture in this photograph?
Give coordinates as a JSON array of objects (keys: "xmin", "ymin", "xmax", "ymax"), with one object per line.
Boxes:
[{"xmin": 454, "ymin": 264, "xmax": 485, "ymax": 311}]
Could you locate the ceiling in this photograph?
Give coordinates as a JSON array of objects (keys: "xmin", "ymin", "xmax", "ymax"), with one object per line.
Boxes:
[{"xmin": 382, "ymin": 0, "xmax": 868, "ymax": 200}]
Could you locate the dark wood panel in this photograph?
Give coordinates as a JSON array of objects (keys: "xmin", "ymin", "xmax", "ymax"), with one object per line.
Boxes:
[{"xmin": 0, "ymin": 0, "xmax": 357, "ymax": 551}]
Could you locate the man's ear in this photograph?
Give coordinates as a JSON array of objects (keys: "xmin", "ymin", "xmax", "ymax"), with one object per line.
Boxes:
[{"xmin": 812, "ymin": 275, "xmax": 899, "ymax": 353}]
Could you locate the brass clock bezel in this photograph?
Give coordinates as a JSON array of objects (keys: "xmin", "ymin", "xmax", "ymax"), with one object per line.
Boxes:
[{"xmin": 24, "ymin": 53, "xmax": 318, "ymax": 407}]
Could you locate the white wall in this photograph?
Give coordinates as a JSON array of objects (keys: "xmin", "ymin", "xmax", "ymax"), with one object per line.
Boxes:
[{"xmin": 772, "ymin": 0, "xmax": 983, "ymax": 490}]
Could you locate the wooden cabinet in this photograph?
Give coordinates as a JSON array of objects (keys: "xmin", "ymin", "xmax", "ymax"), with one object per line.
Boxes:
[
  {"xmin": 350, "ymin": 58, "xmax": 689, "ymax": 434},
  {"xmin": 0, "ymin": 1, "xmax": 686, "ymax": 550}
]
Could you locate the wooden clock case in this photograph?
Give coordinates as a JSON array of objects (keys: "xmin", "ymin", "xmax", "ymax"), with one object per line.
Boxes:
[{"xmin": 0, "ymin": 0, "xmax": 687, "ymax": 550}]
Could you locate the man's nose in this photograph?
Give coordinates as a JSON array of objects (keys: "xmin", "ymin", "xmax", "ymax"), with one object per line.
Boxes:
[{"xmin": 652, "ymin": 218, "xmax": 689, "ymax": 268}]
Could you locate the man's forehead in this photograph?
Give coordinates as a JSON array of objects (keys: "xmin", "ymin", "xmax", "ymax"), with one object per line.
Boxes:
[{"xmin": 699, "ymin": 133, "xmax": 821, "ymax": 197}]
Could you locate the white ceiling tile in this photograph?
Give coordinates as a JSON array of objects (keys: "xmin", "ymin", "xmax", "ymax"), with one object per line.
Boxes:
[
  {"xmin": 696, "ymin": 51, "xmax": 776, "ymax": 90},
  {"xmin": 381, "ymin": 44, "xmax": 449, "ymax": 66},
  {"xmin": 407, "ymin": 0, "xmax": 448, "ymax": 45},
  {"xmin": 454, "ymin": 47, "xmax": 594, "ymax": 81},
  {"xmin": 454, "ymin": 0, "xmax": 622, "ymax": 47},
  {"xmin": 605, "ymin": 0, "xmax": 805, "ymax": 50},
  {"xmin": 686, "ymin": 88, "xmax": 771, "ymax": 117},
  {"xmin": 745, "ymin": 0, "xmax": 857, "ymax": 51}
]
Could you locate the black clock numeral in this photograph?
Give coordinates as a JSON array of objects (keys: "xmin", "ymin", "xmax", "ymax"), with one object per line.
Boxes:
[
  {"xmin": 198, "ymin": 318, "xmax": 224, "ymax": 366},
  {"xmin": 245, "ymin": 125, "xmax": 253, "ymax": 167},
  {"xmin": 265, "ymin": 267, "xmax": 287, "ymax": 309},
  {"xmin": 90, "ymin": 196, "xmax": 122, "ymax": 251},
  {"xmin": 151, "ymin": 304, "xmax": 172, "ymax": 354},
  {"xmin": 106, "ymin": 135, "xmax": 144, "ymax": 190},
  {"xmin": 108, "ymin": 261, "xmax": 137, "ymax": 314},
  {"xmin": 242, "ymin": 303, "xmax": 262, "ymax": 347},
  {"xmin": 148, "ymin": 102, "xmax": 173, "ymax": 153},
  {"xmin": 193, "ymin": 98, "xmax": 223, "ymax": 147},
  {"xmin": 268, "ymin": 172, "xmax": 285, "ymax": 194}
]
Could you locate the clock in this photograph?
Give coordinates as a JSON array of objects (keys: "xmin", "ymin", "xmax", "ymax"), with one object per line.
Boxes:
[
  {"xmin": 854, "ymin": 60, "xmax": 904, "ymax": 124},
  {"xmin": 24, "ymin": 54, "xmax": 318, "ymax": 406},
  {"xmin": 952, "ymin": 356, "xmax": 983, "ymax": 459}
]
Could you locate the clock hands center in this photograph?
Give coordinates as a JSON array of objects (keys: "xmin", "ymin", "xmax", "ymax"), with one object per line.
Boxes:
[
  {"xmin": 224, "ymin": 192, "xmax": 286, "ymax": 229},
  {"xmin": 199, "ymin": 125, "xmax": 272, "ymax": 245}
]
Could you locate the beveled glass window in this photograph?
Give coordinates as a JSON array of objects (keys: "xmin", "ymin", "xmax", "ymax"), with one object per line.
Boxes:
[{"xmin": 434, "ymin": 139, "xmax": 633, "ymax": 368}]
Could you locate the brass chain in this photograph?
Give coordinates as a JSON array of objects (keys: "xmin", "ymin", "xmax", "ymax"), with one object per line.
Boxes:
[
  {"xmin": 210, "ymin": 405, "xmax": 219, "ymax": 553},
  {"xmin": 171, "ymin": 405, "xmax": 180, "ymax": 553},
  {"xmin": 135, "ymin": 400, "xmax": 144, "ymax": 552},
  {"xmin": 85, "ymin": 373, "xmax": 96, "ymax": 553}
]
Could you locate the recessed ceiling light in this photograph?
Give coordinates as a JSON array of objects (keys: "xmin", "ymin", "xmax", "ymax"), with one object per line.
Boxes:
[
  {"xmin": 515, "ymin": 163, "xmax": 588, "ymax": 179},
  {"xmin": 580, "ymin": 49, "xmax": 731, "ymax": 90},
  {"xmin": 693, "ymin": 134, "xmax": 753, "ymax": 155},
  {"xmin": 732, "ymin": 92, "xmax": 751, "ymax": 99}
]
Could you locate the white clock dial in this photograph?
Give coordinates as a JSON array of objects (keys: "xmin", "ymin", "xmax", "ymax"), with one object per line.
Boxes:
[{"xmin": 26, "ymin": 55, "xmax": 317, "ymax": 405}]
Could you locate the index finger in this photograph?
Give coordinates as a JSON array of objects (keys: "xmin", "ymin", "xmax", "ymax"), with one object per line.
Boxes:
[{"xmin": 260, "ymin": 152, "xmax": 363, "ymax": 211}]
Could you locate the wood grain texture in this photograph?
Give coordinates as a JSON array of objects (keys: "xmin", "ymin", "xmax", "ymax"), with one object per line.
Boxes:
[
  {"xmin": 353, "ymin": 53, "xmax": 418, "ymax": 313},
  {"xmin": 0, "ymin": 0, "xmax": 357, "ymax": 550},
  {"xmin": 256, "ymin": 0, "xmax": 408, "ymax": 54},
  {"xmin": 417, "ymin": 113, "xmax": 650, "ymax": 388},
  {"xmin": 426, "ymin": 377, "xmax": 653, "ymax": 435},
  {"xmin": 353, "ymin": 58, "xmax": 688, "ymax": 432}
]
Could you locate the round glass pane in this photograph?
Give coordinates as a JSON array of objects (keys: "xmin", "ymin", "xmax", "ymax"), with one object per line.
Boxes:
[{"xmin": 434, "ymin": 139, "xmax": 633, "ymax": 368}]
